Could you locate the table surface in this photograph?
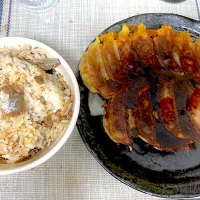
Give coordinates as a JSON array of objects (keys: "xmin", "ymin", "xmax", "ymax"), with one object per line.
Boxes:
[{"xmin": 0, "ymin": 0, "xmax": 200, "ymax": 199}]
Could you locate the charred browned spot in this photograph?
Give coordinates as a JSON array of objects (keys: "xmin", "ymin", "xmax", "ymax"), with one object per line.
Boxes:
[
  {"xmin": 134, "ymin": 38, "xmax": 155, "ymax": 66},
  {"xmin": 160, "ymin": 97, "xmax": 176, "ymax": 125},
  {"xmin": 187, "ymin": 88, "xmax": 200, "ymax": 111},
  {"xmin": 137, "ymin": 86, "xmax": 153, "ymax": 126},
  {"xmin": 181, "ymin": 55, "xmax": 198, "ymax": 75}
]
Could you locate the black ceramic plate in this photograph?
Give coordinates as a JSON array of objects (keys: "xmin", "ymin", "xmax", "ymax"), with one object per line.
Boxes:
[{"xmin": 76, "ymin": 14, "xmax": 200, "ymax": 199}]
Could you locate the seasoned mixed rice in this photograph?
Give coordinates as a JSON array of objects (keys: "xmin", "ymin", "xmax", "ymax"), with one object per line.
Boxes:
[{"xmin": 0, "ymin": 45, "xmax": 73, "ymax": 163}]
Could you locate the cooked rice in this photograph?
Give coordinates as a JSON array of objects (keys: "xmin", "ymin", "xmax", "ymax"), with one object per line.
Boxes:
[{"xmin": 0, "ymin": 45, "xmax": 73, "ymax": 163}]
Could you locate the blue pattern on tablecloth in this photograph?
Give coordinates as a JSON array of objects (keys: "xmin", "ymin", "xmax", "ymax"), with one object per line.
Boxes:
[
  {"xmin": 195, "ymin": 0, "xmax": 200, "ymax": 20},
  {"xmin": 6, "ymin": 0, "xmax": 12, "ymax": 36},
  {"xmin": 0, "ymin": 0, "xmax": 4, "ymax": 34}
]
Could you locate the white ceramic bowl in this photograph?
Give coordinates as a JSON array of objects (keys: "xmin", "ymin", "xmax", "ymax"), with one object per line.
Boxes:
[{"xmin": 0, "ymin": 37, "xmax": 80, "ymax": 175}]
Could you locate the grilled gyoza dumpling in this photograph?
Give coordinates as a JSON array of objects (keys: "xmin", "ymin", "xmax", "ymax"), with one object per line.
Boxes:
[{"xmin": 81, "ymin": 23, "xmax": 200, "ymax": 152}]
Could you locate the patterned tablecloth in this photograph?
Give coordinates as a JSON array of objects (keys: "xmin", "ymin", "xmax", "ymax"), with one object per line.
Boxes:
[{"xmin": 0, "ymin": 0, "xmax": 200, "ymax": 199}]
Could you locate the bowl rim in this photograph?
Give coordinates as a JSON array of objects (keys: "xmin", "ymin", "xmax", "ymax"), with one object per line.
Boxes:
[{"xmin": 0, "ymin": 37, "xmax": 80, "ymax": 175}]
